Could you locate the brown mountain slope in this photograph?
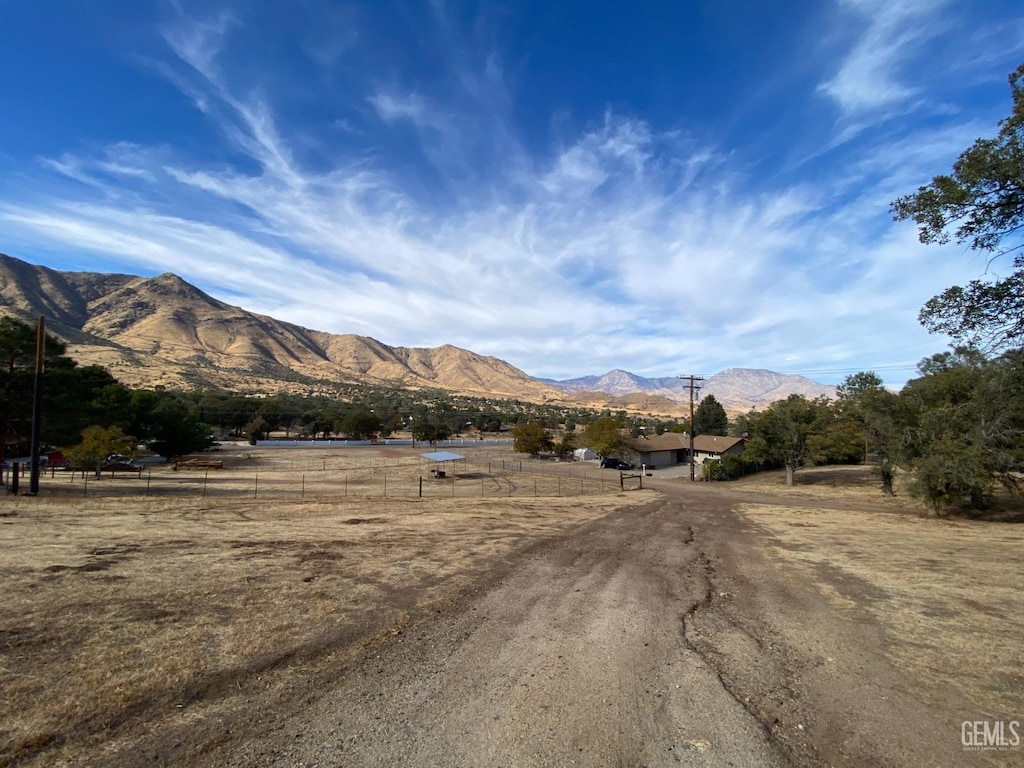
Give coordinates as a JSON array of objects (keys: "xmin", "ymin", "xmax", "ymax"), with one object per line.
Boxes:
[
  {"xmin": 0, "ymin": 254, "xmax": 562, "ymax": 400},
  {"xmin": 0, "ymin": 254, "xmax": 137, "ymax": 342}
]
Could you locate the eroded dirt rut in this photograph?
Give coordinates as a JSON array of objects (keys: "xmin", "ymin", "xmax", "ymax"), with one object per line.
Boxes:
[
  {"xmin": 183, "ymin": 484, "xmax": 985, "ymax": 768},
  {"xmin": 194, "ymin": 496, "xmax": 792, "ymax": 768}
]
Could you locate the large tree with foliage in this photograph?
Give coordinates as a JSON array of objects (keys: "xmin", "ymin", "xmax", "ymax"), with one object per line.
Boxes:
[
  {"xmin": 412, "ymin": 409, "xmax": 451, "ymax": 444},
  {"xmin": 552, "ymin": 430, "xmax": 577, "ymax": 458},
  {"xmin": 0, "ymin": 317, "xmax": 127, "ymax": 452},
  {"xmin": 581, "ymin": 417, "xmax": 626, "ymax": 457},
  {"xmin": 511, "ymin": 422, "xmax": 554, "ymax": 456},
  {"xmin": 900, "ymin": 349, "xmax": 1024, "ymax": 513},
  {"xmin": 147, "ymin": 398, "xmax": 213, "ymax": 458},
  {"xmin": 744, "ymin": 395, "xmax": 836, "ymax": 486},
  {"xmin": 860, "ymin": 388, "xmax": 910, "ymax": 496},
  {"xmin": 693, "ymin": 394, "xmax": 729, "ymax": 435},
  {"xmin": 65, "ymin": 425, "xmax": 136, "ymax": 479},
  {"xmin": 891, "ymin": 63, "xmax": 1024, "ymax": 352},
  {"xmin": 340, "ymin": 408, "xmax": 381, "ymax": 440},
  {"xmin": 835, "ymin": 371, "xmax": 885, "ymax": 463}
]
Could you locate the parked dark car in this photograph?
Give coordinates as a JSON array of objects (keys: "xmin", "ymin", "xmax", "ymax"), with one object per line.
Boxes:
[{"xmin": 600, "ymin": 457, "xmax": 634, "ymax": 470}]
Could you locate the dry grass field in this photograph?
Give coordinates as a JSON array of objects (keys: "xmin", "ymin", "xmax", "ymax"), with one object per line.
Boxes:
[
  {"xmin": 0, "ymin": 445, "xmax": 648, "ymax": 767},
  {"xmin": 3, "ymin": 451, "xmax": 1022, "ymax": 767},
  {"xmin": 30, "ymin": 443, "xmax": 627, "ymax": 501},
  {"xmin": 733, "ymin": 466, "xmax": 1024, "ymax": 733}
]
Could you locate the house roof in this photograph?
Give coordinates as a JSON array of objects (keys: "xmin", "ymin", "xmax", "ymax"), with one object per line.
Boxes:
[
  {"xmin": 628, "ymin": 433, "xmax": 687, "ymax": 451},
  {"xmin": 627, "ymin": 433, "xmax": 746, "ymax": 454},
  {"xmin": 692, "ymin": 435, "xmax": 746, "ymax": 453}
]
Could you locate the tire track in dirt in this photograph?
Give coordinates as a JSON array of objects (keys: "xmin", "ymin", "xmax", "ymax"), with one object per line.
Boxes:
[
  {"xmin": 189, "ymin": 497, "xmax": 792, "ymax": 767},
  {"xmin": 662, "ymin": 479, "xmax": 995, "ymax": 768}
]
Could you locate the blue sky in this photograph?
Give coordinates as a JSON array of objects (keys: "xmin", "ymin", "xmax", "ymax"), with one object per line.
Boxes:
[{"xmin": 1, "ymin": 1, "xmax": 1022, "ymax": 387}]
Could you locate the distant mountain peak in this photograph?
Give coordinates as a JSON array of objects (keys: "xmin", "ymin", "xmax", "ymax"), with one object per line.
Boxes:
[
  {"xmin": 145, "ymin": 272, "xmax": 219, "ymax": 300},
  {"xmin": 549, "ymin": 367, "xmax": 836, "ymax": 413},
  {"xmin": 0, "ymin": 253, "xmax": 564, "ymax": 401},
  {"xmin": 0, "ymin": 254, "xmax": 836, "ymax": 413}
]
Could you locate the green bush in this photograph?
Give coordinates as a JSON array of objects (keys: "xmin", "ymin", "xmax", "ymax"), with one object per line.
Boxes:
[
  {"xmin": 703, "ymin": 460, "xmax": 725, "ymax": 481},
  {"xmin": 704, "ymin": 454, "xmax": 762, "ymax": 481}
]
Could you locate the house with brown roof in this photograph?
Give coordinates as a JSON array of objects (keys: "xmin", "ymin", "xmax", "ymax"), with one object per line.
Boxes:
[
  {"xmin": 690, "ymin": 434, "xmax": 746, "ymax": 465},
  {"xmin": 627, "ymin": 432, "xmax": 689, "ymax": 468},
  {"xmin": 627, "ymin": 433, "xmax": 746, "ymax": 469}
]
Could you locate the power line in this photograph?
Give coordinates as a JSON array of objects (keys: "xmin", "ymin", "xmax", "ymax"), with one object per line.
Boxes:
[
  {"xmin": 679, "ymin": 375, "xmax": 704, "ymax": 482},
  {"xmin": 774, "ymin": 363, "xmax": 921, "ymax": 376}
]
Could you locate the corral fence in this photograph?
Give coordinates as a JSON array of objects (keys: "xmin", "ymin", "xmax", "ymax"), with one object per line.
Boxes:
[
  {"xmin": 22, "ymin": 455, "xmax": 643, "ymax": 500},
  {"xmin": 254, "ymin": 438, "xmax": 514, "ymax": 448}
]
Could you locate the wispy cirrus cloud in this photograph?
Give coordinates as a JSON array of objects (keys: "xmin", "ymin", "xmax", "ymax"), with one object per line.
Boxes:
[
  {"xmin": 817, "ymin": 0, "xmax": 951, "ymax": 116},
  {"xmin": 0, "ymin": 2, "xmax": 1018, "ymax": 387}
]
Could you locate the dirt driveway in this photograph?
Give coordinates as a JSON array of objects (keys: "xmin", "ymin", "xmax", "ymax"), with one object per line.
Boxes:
[
  {"xmin": 3, "ymin": 456, "xmax": 1020, "ymax": 767},
  {"xmin": 184, "ymin": 475, "xmax": 1015, "ymax": 768}
]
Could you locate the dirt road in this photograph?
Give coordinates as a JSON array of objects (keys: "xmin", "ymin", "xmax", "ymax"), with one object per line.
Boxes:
[{"xmin": 185, "ymin": 481, "xmax": 984, "ymax": 768}]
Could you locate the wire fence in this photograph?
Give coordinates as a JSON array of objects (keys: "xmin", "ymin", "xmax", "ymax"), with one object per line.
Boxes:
[{"xmin": 23, "ymin": 456, "xmax": 643, "ymax": 501}]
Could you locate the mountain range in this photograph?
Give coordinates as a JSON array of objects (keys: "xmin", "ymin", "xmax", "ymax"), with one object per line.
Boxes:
[
  {"xmin": 0, "ymin": 253, "xmax": 835, "ymax": 414},
  {"xmin": 544, "ymin": 369, "xmax": 836, "ymax": 412}
]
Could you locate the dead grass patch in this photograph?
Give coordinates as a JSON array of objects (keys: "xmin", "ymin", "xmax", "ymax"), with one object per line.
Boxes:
[
  {"xmin": 737, "ymin": 498, "xmax": 1024, "ymax": 722},
  {"xmin": 33, "ymin": 443, "xmax": 621, "ymax": 502},
  {"xmin": 0, "ymin": 444, "xmax": 653, "ymax": 767}
]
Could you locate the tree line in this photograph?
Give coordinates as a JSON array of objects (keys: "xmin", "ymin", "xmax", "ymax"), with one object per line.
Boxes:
[
  {"xmin": 0, "ymin": 320, "xmax": 694, "ymax": 472},
  {"xmin": 508, "ymin": 62, "xmax": 1024, "ymax": 519},
  {"xmin": 726, "ymin": 354, "xmax": 1023, "ymax": 514},
  {"xmin": 6, "ymin": 64, "xmax": 1023, "ymax": 509}
]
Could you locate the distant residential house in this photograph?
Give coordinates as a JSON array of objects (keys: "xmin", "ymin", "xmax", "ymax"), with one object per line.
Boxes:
[
  {"xmin": 627, "ymin": 433, "xmax": 746, "ymax": 468},
  {"xmin": 627, "ymin": 432, "xmax": 688, "ymax": 468},
  {"xmin": 691, "ymin": 434, "xmax": 746, "ymax": 465}
]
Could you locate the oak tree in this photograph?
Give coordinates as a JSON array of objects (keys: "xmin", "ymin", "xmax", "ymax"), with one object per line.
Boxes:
[
  {"xmin": 891, "ymin": 63, "xmax": 1024, "ymax": 352},
  {"xmin": 512, "ymin": 422, "xmax": 554, "ymax": 456},
  {"xmin": 744, "ymin": 395, "xmax": 834, "ymax": 485}
]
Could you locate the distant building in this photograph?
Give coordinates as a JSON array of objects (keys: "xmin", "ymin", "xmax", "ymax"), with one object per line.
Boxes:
[
  {"xmin": 627, "ymin": 433, "xmax": 688, "ymax": 468},
  {"xmin": 627, "ymin": 433, "xmax": 746, "ymax": 468},
  {"xmin": 690, "ymin": 435, "xmax": 746, "ymax": 465}
]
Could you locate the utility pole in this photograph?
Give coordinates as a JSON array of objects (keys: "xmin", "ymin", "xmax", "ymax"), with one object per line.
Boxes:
[
  {"xmin": 679, "ymin": 375, "xmax": 704, "ymax": 481},
  {"xmin": 29, "ymin": 316, "xmax": 45, "ymax": 495}
]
